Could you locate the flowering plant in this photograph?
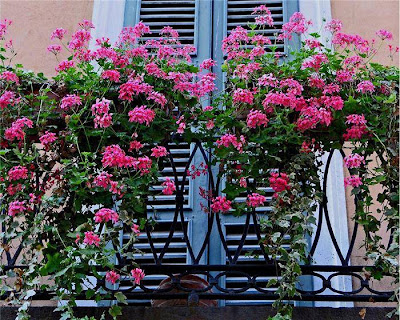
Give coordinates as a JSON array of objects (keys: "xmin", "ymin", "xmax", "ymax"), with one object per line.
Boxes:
[
  {"xmin": 0, "ymin": 6, "xmax": 399, "ymax": 320},
  {"xmin": 198, "ymin": 6, "xmax": 399, "ymax": 318}
]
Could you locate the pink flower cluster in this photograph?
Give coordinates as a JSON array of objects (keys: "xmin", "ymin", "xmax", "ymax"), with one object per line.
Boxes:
[
  {"xmin": 39, "ymin": 131, "xmax": 57, "ymax": 148},
  {"xmin": 128, "ymin": 105, "xmax": 155, "ymax": 126},
  {"xmin": 269, "ymin": 172, "xmax": 290, "ymax": 195},
  {"xmin": 376, "ymin": 29, "xmax": 393, "ymax": 40},
  {"xmin": 176, "ymin": 116, "xmax": 186, "ymax": 134},
  {"xmin": 8, "ymin": 200, "xmax": 27, "ymax": 217},
  {"xmin": 136, "ymin": 156, "xmax": 153, "ymax": 175},
  {"xmin": 344, "ymin": 175, "xmax": 363, "ymax": 188},
  {"xmin": 5, "ymin": 117, "xmax": 33, "ymax": 141},
  {"xmin": 132, "ymin": 224, "xmax": 140, "ymax": 235},
  {"xmin": 252, "ymin": 5, "xmax": 274, "ymax": 26},
  {"xmin": 211, "ymin": 196, "xmax": 232, "ymax": 213},
  {"xmin": 301, "ymin": 53, "xmax": 328, "ymax": 71},
  {"xmin": 83, "ymin": 231, "xmax": 101, "ymax": 247},
  {"xmin": 60, "ymin": 94, "xmax": 82, "ymax": 110},
  {"xmin": 200, "ymin": 58, "xmax": 216, "ymax": 70},
  {"xmin": 101, "ymin": 69, "xmax": 120, "ymax": 82},
  {"xmin": 91, "ymin": 98, "xmax": 113, "ymax": 128},
  {"xmin": 216, "ymin": 134, "xmax": 246, "ymax": 153},
  {"xmin": 151, "ymin": 146, "xmax": 168, "ymax": 158},
  {"xmin": 93, "ymin": 172, "xmax": 124, "ymax": 196},
  {"xmin": 56, "ymin": 60, "xmax": 75, "ymax": 72},
  {"xmin": 94, "ymin": 208, "xmax": 119, "ymax": 224},
  {"xmin": 325, "ymin": 19, "xmax": 343, "ymax": 33},
  {"xmin": 50, "ymin": 28, "xmax": 67, "ymax": 40},
  {"xmin": 344, "ymin": 154, "xmax": 365, "ymax": 169},
  {"xmin": 246, "ymin": 109, "xmax": 269, "ymax": 129},
  {"xmin": 102, "ymin": 145, "xmax": 136, "ymax": 168},
  {"xmin": 47, "ymin": 44, "xmax": 62, "ymax": 55},
  {"xmin": 0, "ymin": 71, "xmax": 19, "ymax": 84},
  {"xmin": 118, "ymin": 79, "xmax": 153, "ymax": 101},
  {"xmin": 356, "ymin": 81, "xmax": 375, "ymax": 93},
  {"xmin": 8, "ymin": 165, "xmax": 28, "ymax": 181},
  {"xmin": 233, "ymin": 88, "xmax": 254, "ymax": 105},
  {"xmin": 161, "ymin": 177, "xmax": 176, "ymax": 195},
  {"xmin": 131, "ymin": 268, "xmax": 145, "ymax": 285},
  {"xmin": 105, "ymin": 271, "xmax": 120, "ymax": 284},
  {"xmin": 0, "ymin": 91, "xmax": 18, "ymax": 109},
  {"xmin": 247, "ymin": 193, "xmax": 266, "ymax": 208},
  {"xmin": 0, "ymin": 19, "xmax": 12, "ymax": 39},
  {"xmin": 343, "ymin": 114, "xmax": 368, "ymax": 140},
  {"xmin": 279, "ymin": 12, "xmax": 311, "ymax": 40}
]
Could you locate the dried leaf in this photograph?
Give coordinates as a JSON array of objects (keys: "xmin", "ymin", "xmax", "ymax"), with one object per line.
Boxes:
[{"xmin": 359, "ymin": 308, "xmax": 366, "ymax": 320}]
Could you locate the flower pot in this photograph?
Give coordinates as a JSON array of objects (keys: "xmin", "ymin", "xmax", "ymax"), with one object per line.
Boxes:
[{"xmin": 151, "ymin": 274, "xmax": 217, "ymax": 307}]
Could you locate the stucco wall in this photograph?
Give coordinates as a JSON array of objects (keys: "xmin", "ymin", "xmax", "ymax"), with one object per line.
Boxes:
[
  {"xmin": 331, "ymin": 0, "xmax": 399, "ymax": 66},
  {"xmin": 0, "ymin": 0, "xmax": 94, "ymax": 76},
  {"xmin": 331, "ymin": 0, "xmax": 399, "ymax": 307}
]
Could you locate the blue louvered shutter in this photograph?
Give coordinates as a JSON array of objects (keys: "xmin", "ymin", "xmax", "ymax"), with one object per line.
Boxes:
[
  {"xmin": 119, "ymin": 0, "xmax": 307, "ymax": 307},
  {"xmin": 120, "ymin": 0, "xmax": 213, "ymax": 304},
  {"xmin": 209, "ymin": 0, "xmax": 309, "ymax": 307}
]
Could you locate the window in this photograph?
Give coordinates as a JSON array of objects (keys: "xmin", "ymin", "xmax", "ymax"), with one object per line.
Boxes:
[{"xmin": 89, "ymin": 0, "xmax": 351, "ymax": 307}]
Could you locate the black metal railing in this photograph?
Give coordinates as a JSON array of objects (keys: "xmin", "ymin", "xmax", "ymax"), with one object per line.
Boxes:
[{"xmin": 1, "ymin": 141, "xmax": 395, "ymax": 304}]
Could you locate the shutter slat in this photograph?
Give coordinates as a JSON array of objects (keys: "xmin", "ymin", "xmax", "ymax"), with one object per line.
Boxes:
[
  {"xmin": 141, "ymin": 7, "xmax": 195, "ymax": 12},
  {"xmin": 228, "ymin": 0, "xmax": 283, "ymax": 5},
  {"xmin": 227, "ymin": 0, "xmax": 285, "ymax": 53},
  {"xmin": 141, "ymin": 14, "xmax": 195, "ymax": 19},
  {"xmin": 228, "ymin": 7, "xmax": 283, "ymax": 12},
  {"xmin": 139, "ymin": 0, "xmax": 197, "ymax": 46},
  {"xmin": 141, "ymin": 0, "xmax": 195, "ymax": 4}
]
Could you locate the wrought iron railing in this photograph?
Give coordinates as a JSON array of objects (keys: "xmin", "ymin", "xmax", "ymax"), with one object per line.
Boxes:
[{"xmin": 1, "ymin": 141, "xmax": 395, "ymax": 305}]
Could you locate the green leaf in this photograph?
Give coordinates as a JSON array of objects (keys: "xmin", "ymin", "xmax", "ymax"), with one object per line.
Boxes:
[
  {"xmin": 109, "ymin": 305, "xmax": 122, "ymax": 318},
  {"xmin": 114, "ymin": 292, "xmax": 128, "ymax": 305}
]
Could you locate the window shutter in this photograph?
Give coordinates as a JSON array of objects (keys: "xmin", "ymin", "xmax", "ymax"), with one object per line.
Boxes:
[
  {"xmin": 208, "ymin": 0, "xmax": 305, "ymax": 306},
  {"xmin": 120, "ymin": 0, "xmax": 306, "ymax": 307},
  {"xmin": 138, "ymin": 0, "xmax": 197, "ymax": 47},
  {"xmin": 124, "ymin": 0, "xmax": 212, "ymax": 63},
  {"xmin": 121, "ymin": 1, "xmax": 213, "ymax": 305},
  {"xmin": 212, "ymin": 0, "xmax": 299, "ymax": 90},
  {"xmin": 147, "ymin": 143, "xmax": 192, "ymax": 210},
  {"xmin": 227, "ymin": 0, "xmax": 286, "ymax": 52}
]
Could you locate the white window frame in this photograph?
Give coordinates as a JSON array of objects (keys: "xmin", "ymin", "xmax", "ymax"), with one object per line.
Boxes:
[{"xmin": 299, "ymin": 0, "xmax": 353, "ymax": 307}]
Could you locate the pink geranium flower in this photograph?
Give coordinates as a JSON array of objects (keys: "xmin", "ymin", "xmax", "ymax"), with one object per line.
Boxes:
[
  {"xmin": 128, "ymin": 105, "xmax": 155, "ymax": 126},
  {"xmin": 356, "ymin": 81, "xmax": 375, "ymax": 93},
  {"xmin": 83, "ymin": 231, "xmax": 101, "ymax": 247},
  {"xmin": 131, "ymin": 268, "xmax": 145, "ymax": 285},
  {"xmin": 161, "ymin": 177, "xmax": 176, "ymax": 195},
  {"xmin": 50, "ymin": 28, "xmax": 67, "ymax": 40},
  {"xmin": 60, "ymin": 94, "xmax": 81, "ymax": 110},
  {"xmin": 344, "ymin": 154, "xmax": 365, "ymax": 169},
  {"xmin": 8, "ymin": 201, "xmax": 27, "ymax": 217},
  {"xmin": 269, "ymin": 172, "xmax": 291, "ymax": 195},
  {"xmin": 151, "ymin": 146, "xmax": 168, "ymax": 158},
  {"xmin": 105, "ymin": 271, "xmax": 120, "ymax": 284},
  {"xmin": 247, "ymin": 193, "xmax": 266, "ymax": 208},
  {"xmin": 246, "ymin": 110, "xmax": 269, "ymax": 129},
  {"xmin": 94, "ymin": 208, "xmax": 119, "ymax": 224},
  {"xmin": 233, "ymin": 88, "xmax": 254, "ymax": 105},
  {"xmin": 344, "ymin": 175, "xmax": 363, "ymax": 188},
  {"xmin": 8, "ymin": 166, "xmax": 28, "ymax": 181},
  {"xmin": 211, "ymin": 196, "xmax": 232, "ymax": 213}
]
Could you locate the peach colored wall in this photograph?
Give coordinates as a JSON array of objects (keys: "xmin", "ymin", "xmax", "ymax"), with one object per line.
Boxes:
[
  {"xmin": 0, "ymin": 0, "xmax": 94, "ymax": 76},
  {"xmin": 331, "ymin": 0, "xmax": 399, "ymax": 66},
  {"xmin": 331, "ymin": 1, "xmax": 398, "ymax": 307}
]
